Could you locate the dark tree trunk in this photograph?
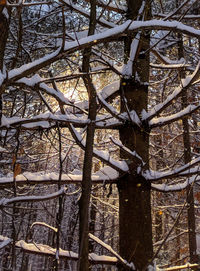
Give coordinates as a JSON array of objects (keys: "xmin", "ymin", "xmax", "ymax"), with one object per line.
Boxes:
[
  {"xmin": 0, "ymin": 7, "xmax": 9, "ymax": 123},
  {"xmin": 0, "ymin": 7, "xmax": 9, "ymax": 70},
  {"xmin": 178, "ymin": 33, "xmax": 197, "ymax": 264},
  {"xmin": 118, "ymin": 1, "xmax": 153, "ymax": 270},
  {"xmin": 78, "ymin": 1, "xmax": 96, "ymax": 270}
]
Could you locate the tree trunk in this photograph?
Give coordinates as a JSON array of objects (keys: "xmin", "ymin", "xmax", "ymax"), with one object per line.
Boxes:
[
  {"xmin": 0, "ymin": 7, "xmax": 9, "ymax": 122},
  {"xmin": 178, "ymin": 34, "xmax": 197, "ymax": 264},
  {"xmin": 78, "ymin": 1, "xmax": 96, "ymax": 270},
  {"xmin": 118, "ymin": 1, "xmax": 153, "ymax": 270}
]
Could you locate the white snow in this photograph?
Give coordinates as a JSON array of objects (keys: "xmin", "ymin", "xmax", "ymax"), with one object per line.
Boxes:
[
  {"xmin": 181, "ymin": 61, "xmax": 200, "ymax": 87},
  {"xmin": 0, "ymin": 71, "xmax": 6, "ymax": 87},
  {"xmin": 0, "ymin": 235, "xmax": 118, "ymax": 263},
  {"xmin": 0, "ymin": 238, "xmax": 12, "ymax": 249},
  {"xmin": 144, "ymin": 156, "xmax": 200, "ymax": 181},
  {"xmin": 100, "ymin": 81, "xmax": 120, "ymax": 100},
  {"xmin": 149, "ymin": 104, "xmax": 198, "ymax": 128},
  {"xmin": 0, "ymin": 147, "xmax": 7, "ymax": 153},
  {"xmin": 8, "ymin": 48, "xmax": 60, "ymax": 81},
  {"xmin": 2, "ymin": 8, "xmax": 9, "ymax": 19},
  {"xmin": 122, "ymin": 33, "xmax": 140, "ymax": 78},
  {"xmin": 0, "ymin": 187, "xmax": 67, "ymax": 206},
  {"xmin": 0, "ymin": 165, "xmax": 120, "ymax": 187},
  {"xmin": 31, "ymin": 222, "xmax": 58, "ymax": 232},
  {"xmin": 151, "ymin": 175, "xmax": 199, "ymax": 192},
  {"xmin": 69, "ymin": 124, "xmax": 129, "ymax": 172},
  {"xmin": 1, "ymin": 115, "xmax": 11, "ymax": 127},
  {"xmin": 6, "ymin": 19, "xmax": 200, "ymax": 86},
  {"xmin": 17, "ymin": 74, "xmax": 41, "ymax": 87},
  {"xmin": 89, "ymin": 233, "xmax": 135, "ymax": 269}
]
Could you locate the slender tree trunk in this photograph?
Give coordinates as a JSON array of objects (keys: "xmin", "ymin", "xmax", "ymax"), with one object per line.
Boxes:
[
  {"xmin": 78, "ymin": 78, "xmax": 97, "ymax": 271},
  {"xmin": 78, "ymin": 1, "xmax": 96, "ymax": 270},
  {"xmin": 89, "ymin": 150, "xmax": 100, "ymax": 254},
  {"xmin": 118, "ymin": 1, "xmax": 153, "ymax": 270},
  {"xmin": 0, "ymin": 6, "xmax": 9, "ymax": 123},
  {"xmin": 178, "ymin": 34, "xmax": 197, "ymax": 264}
]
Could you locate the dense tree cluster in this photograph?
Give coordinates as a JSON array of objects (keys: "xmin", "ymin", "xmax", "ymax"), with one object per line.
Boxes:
[{"xmin": 0, "ymin": 0, "xmax": 200, "ymax": 270}]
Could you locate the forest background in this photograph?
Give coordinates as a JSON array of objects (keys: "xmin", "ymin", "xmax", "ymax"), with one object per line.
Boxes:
[{"xmin": 1, "ymin": 0, "xmax": 200, "ymax": 270}]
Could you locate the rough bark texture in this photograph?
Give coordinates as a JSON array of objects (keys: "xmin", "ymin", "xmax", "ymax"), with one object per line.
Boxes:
[{"xmin": 118, "ymin": 1, "xmax": 153, "ymax": 270}]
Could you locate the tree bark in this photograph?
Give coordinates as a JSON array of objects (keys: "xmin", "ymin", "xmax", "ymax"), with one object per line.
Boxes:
[
  {"xmin": 178, "ymin": 34, "xmax": 197, "ymax": 264},
  {"xmin": 0, "ymin": 7, "xmax": 9, "ymax": 122},
  {"xmin": 118, "ymin": 1, "xmax": 153, "ymax": 270},
  {"xmin": 78, "ymin": 1, "xmax": 96, "ymax": 270}
]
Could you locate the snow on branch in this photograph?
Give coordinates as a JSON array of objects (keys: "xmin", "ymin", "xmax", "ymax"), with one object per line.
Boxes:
[
  {"xmin": 6, "ymin": 19, "xmax": 200, "ymax": 85},
  {"xmin": 68, "ymin": 124, "xmax": 129, "ymax": 173},
  {"xmin": 181, "ymin": 61, "xmax": 200, "ymax": 86},
  {"xmin": 31, "ymin": 222, "xmax": 58, "ymax": 232},
  {"xmin": 89, "ymin": 233, "xmax": 135, "ymax": 270},
  {"xmin": 143, "ymin": 156, "xmax": 200, "ymax": 182},
  {"xmin": 7, "ymin": 20, "xmax": 200, "ymax": 91},
  {"xmin": 16, "ymin": 75, "xmax": 70, "ymax": 105},
  {"xmin": 0, "ymin": 113, "xmax": 89, "ymax": 129},
  {"xmin": 0, "ymin": 112, "xmax": 124, "ymax": 130},
  {"xmin": 159, "ymin": 263, "xmax": 199, "ymax": 271},
  {"xmin": 8, "ymin": 48, "xmax": 61, "ymax": 83},
  {"xmin": 151, "ymin": 49, "xmax": 187, "ymax": 66},
  {"xmin": 110, "ymin": 137, "xmax": 144, "ymax": 165},
  {"xmin": 149, "ymin": 104, "xmax": 200, "ymax": 128},
  {"xmin": 97, "ymin": 93, "xmax": 125, "ymax": 122},
  {"xmin": 0, "ymin": 167, "xmax": 119, "ymax": 188},
  {"xmin": 68, "ymin": 80, "xmax": 120, "ymax": 114},
  {"xmin": 0, "ymin": 187, "xmax": 67, "ymax": 207},
  {"xmin": 0, "ymin": 235, "xmax": 118, "ymax": 265},
  {"xmin": 0, "ymin": 146, "xmax": 8, "ymax": 153},
  {"xmin": 128, "ymin": 19, "xmax": 200, "ymax": 38},
  {"xmin": 150, "ymin": 63, "xmax": 190, "ymax": 69},
  {"xmin": 143, "ymin": 62, "xmax": 200, "ymax": 121},
  {"xmin": 99, "ymin": 80, "xmax": 120, "ymax": 100},
  {"xmin": 15, "ymin": 75, "xmax": 89, "ymax": 115},
  {"xmin": 151, "ymin": 175, "xmax": 200, "ymax": 192},
  {"xmin": 122, "ymin": 32, "xmax": 141, "ymax": 78},
  {"xmin": 0, "ymin": 236, "xmax": 12, "ymax": 250}
]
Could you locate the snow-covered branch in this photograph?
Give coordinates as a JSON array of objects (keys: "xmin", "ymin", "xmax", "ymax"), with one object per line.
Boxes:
[
  {"xmin": 0, "ymin": 187, "xmax": 67, "ymax": 207},
  {"xmin": 5, "ymin": 20, "xmax": 200, "ymax": 85},
  {"xmin": 68, "ymin": 124, "xmax": 129, "ymax": 173},
  {"xmin": 110, "ymin": 137, "xmax": 144, "ymax": 165},
  {"xmin": 89, "ymin": 233, "xmax": 135, "ymax": 270},
  {"xmin": 149, "ymin": 103, "xmax": 200, "ymax": 128},
  {"xmin": 151, "ymin": 175, "xmax": 200, "ymax": 192},
  {"xmin": 0, "ymin": 167, "xmax": 119, "ymax": 188},
  {"xmin": 0, "ymin": 235, "xmax": 118, "ymax": 265},
  {"xmin": 143, "ymin": 62, "xmax": 200, "ymax": 121},
  {"xmin": 144, "ymin": 156, "xmax": 200, "ymax": 181},
  {"xmin": 97, "ymin": 93, "xmax": 125, "ymax": 122}
]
